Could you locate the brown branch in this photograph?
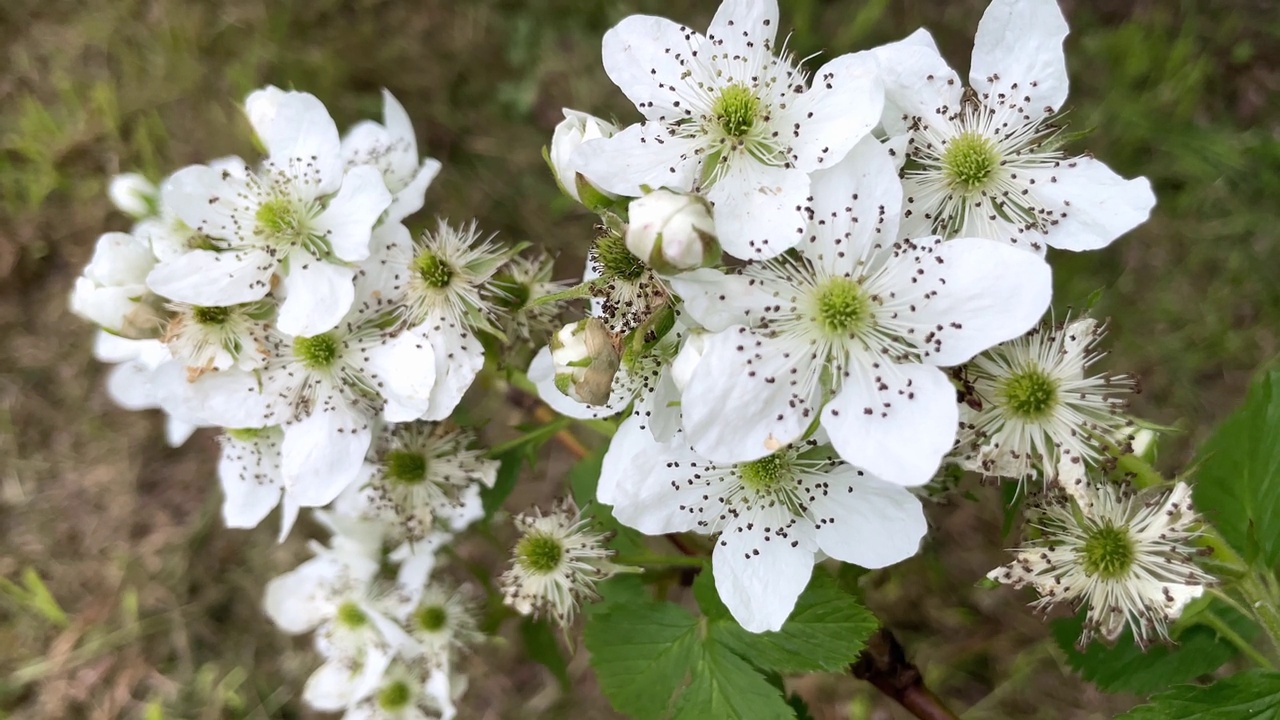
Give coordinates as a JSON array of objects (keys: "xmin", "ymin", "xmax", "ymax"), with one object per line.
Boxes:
[
  {"xmin": 850, "ymin": 629, "xmax": 961, "ymax": 720},
  {"xmin": 505, "ymin": 385, "xmax": 590, "ymax": 460}
]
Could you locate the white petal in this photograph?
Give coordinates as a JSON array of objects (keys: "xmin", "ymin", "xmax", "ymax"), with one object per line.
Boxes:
[
  {"xmin": 780, "ymin": 51, "xmax": 882, "ymax": 173},
  {"xmin": 276, "ymin": 257, "xmax": 356, "ymax": 337},
  {"xmin": 681, "ymin": 329, "xmax": 821, "ymax": 463},
  {"xmin": 84, "ymin": 232, "xmax": 155, "ymax": 286},
  {"xmin": 666, "ymin": 269, "xmax": 775, "ymax": 332},
  {"xmin": 904, "ymin": 237, "xmax": 1052, "ymax": 366},
  {"xmin": 281, "ymin": 407, "xmax": 372, "ymax": 507},
  {"xmin": 528, "ymin": 346, "xmax": 632, "ymax": 420},
  {"xmin": 571, "ymin": 122, "xmax": 701, "ymax": 197},
  {"xmin": 385, "ymin": 158, "xmax": 442, "ymax": 225},
  {"xmin": 598, "ymin": 415, "xmax": 654, "ymax": 508},
  {"xmin": 262, "ymin": 560, "xmax": 337, "ymax": 634},
  {"xmin": 809, "ymin": 467, "xmax": 926, "ymax": 568},
  {"xmin": 278, "ymin": 493, "xmax": 302, "ymax": 543},
  {"xmin": 312, "ymin": 165, "xmax": 392, "ymax": 262},
  {"xmin": 706, "ymin": 0, "xmax": 778, "ymax": 58},
  {"xmin": 104, "ymin": 358, "xmax": 161, "ymax": 411},
  {"xmin": 164, "ymin": 417, "xmax": 199, "ymax": 447},
  {"xmin": 381, "ymin": 90, "xmax": 420, "ymax": 177},
  {"xmin": 713, "ymin": 508, "xmax": 816, "ymax": 632},
  {"xmin": 70, "ymin": 281, "xmax": 139, "ymax": 333},
  {"xmin": 970, "ymin": 0, "xmax": 1070, "ymax": 116},
  {"xmin": 156, "ymin": 365, "xmax": 272, "ymax": 428},
  {"xmin": 869, "ymin": 30, "xmax": 963, "ymax": 136},
  {"xmin": 798, "ymin": 137, "xmax": 901, "ymax": 273},
  {"xmin": 302, "ymin": 658, "xmax": 361, "ymax": 711},
  {"xmin": 821, "ymin": 363, "xmax": 956, "ymax": 487},
  {"xmin": 349, "ymin": 638, "xmax": 396, "ymax": 703},
  {"xmin": 246, "ymin": 87, "xmax": 344, "ymax": 194},
  {"xmin": 218, "ymin": 433, "xmax": 284, "ymax": 530},
  {"xmin": 419, "ymin": 318, "xmax": 484, "ymax": 422},
  {"xmin": 634, "ymin": 366, "xmax": 682, "ymax": 442},
  {"xmin": 707, "ymin": 161, "xmax": 809, "ymax": 260},
  {"xmin": 1026, "ymin": 158, "xmax": 1156, "ymax": 252},
  {"xmin": 366, "ymin": 327, "xmax": 437, "ymax": 423},
  {"xmin": 161, "ymin": 164, "xmax": 243, "ymax": 243},
  {"xmin": 602, "ymin": 15, "xmax": 705, "ymax": 117},
  {"xmin": 146, "ymin": 249, "xmax": 275, "ymax": 306}
]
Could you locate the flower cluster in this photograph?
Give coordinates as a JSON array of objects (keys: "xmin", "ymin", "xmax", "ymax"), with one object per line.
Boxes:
[
  {"xmin": 70, "ymin": 87, "xmax": 580, "ymax": 716},
  {"xmin": 528, "ymin": 0, "xmax": 1200, "ymax": 639}
]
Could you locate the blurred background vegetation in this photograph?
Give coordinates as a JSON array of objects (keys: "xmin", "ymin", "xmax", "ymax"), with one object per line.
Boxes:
[{"xmin": 0, "ymin": 0, "xmax": 1277, "ymax": 717}]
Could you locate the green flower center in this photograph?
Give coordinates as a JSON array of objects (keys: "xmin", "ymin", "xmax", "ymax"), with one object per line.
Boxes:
[
  {"xmin": 1081, "ymin": 522, "xmax": 1135, "ymax": 579},
  {"xmin": 335, "ymin": 600, "xmax": 368, "ymax": 629},
  {"xmin": 225, "ymin": 427, "xmax": 268, "ymax": 442},
  {"xmin": 376, "ymin": 680, "xmax": 412, "ymax": 710},
  {"xmin": 998, "ymin": 368, "xmax": 1059, "ymax": 419},
  {"xmin": 941, "ymin": 131, "xmax": 1000, "ymax": 192},
  {"xmin": 491, "ymin": 274, "xmax": 531, "ymax": 311},
  {"xmin": 385, "ymin": 450, "xmax": 429, "ymax": 484},
  {"xmin": 293, "ymin": 333, "xmax": 340, "ymax": 369},
  {"xmin": 255, "ymin": 198, "xmax": 302, "ymax": 235},
  {"xmin": 713, "ymin": 84, "xmax": 760, "ymax": 138},
  {"xmin": 191, "ymin": 305, "xmax": 232, "ymax": 325},
  {"xmin": 593, "ymin": 234, "xmax": 646, "ymax": 281},
  {"xmin": 414, "ymin": 251, "xmax": 454, "ymax": 288},
  {"xmin": 815, "ymin": 277, "xmax": 872, "ymax": 335},
  {"xmin": 739, "ymin": 453, "xmax": 792, "ymax": 492},
  {"xmin": 515, "ymin": 533, "xmax": 564, "ymax": 574},
  {"xmin": 414, "ymin": 604, "xmax": 448, "ymax": 632}
]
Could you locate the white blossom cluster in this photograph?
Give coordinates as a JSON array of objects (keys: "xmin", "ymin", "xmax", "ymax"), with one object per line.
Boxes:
[
  {"xmin": 529, "ymin": 0, "xmax": 1206, "ymax": 641},
  {"xmin": 70, "ymin": 87, "xmax": 575, "ymax": 716}
]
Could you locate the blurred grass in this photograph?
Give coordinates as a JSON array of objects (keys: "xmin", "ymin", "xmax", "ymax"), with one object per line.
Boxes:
[{"xmin": 0, "ymin": 0, "xmax": 1277, "ymax": 717}]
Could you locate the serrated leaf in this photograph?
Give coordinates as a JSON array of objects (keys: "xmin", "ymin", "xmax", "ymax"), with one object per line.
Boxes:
[
  {"xmin": 692, "ymin": 567, "xmax": 730, "ymax": 620},
  {"xmin": 1116, "ymin": 670, "xmax": 1280, "ymax": 719},
  {"xmin": 520, "ymin": 617, "xmax": 570, "ymax": 690},
  {"xmin": 1051, "ymin": 602, "xmax": 1250, "ymax": 694},
  {"xmin": 1192, "ymin": 368, "xmax": 1280, "ymax": 566},
  {"xmin": 705, "ymin": 570, "xmax": 878, "ymax": 673},
  {"xmin": 584, "ymin": 601, "xmax": 701, "ymax": 720},
  {"xmin": 672, "ymin": 641, "xmax": 794, "ymax": 720}
]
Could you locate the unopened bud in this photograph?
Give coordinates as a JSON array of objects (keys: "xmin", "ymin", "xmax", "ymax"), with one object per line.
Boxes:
[
  {"xmin": 548, "ymin": 110, "xmax": 617, "ymax": 211},
  {"xmin": 625, "ymin": 190, "xmax": 719, "ymax": 273},
  {"xmin": 108, "ymin": 173, "xmax": 158, "ymax": 219},
  {"xmin": 69, "ymin": 232, "xmax": 159, "ymax": 335},
  {"xmin": 550, "ymin": 319, "xmax": 620, "ymax": 406}
]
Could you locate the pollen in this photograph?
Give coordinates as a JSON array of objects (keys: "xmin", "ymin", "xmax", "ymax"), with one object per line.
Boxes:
[
  {"xmin": 293, "ymin": 332, "xmax": 340, "ymax": 369},
  {"xmin": 941, "ymin": 131, "xmax": 1000, "ymax": 192},
  {"xmin": 739, "ymin": 453, "xmax": 792, "ymax": 492},
  {"xmin": 376, "ymin": 680, "xmax": 412, "ymax": 710},
  {"xmin": 997, "ymin": 367, "xmax": 1059, "ymax": 419},
  {"xmin": 1080, "ymin": 522, "xmax": 1135, "ymax": 579},
  {"xmin": 815, "ymin": 277, "xmax": 872, "ymax": 335},
  {"xmin": 385, "ymin": 450, "xmax": 429, "ymax": 485},
  {"xmin": 414, "ymin": 251, "xmax": 454, "ymax": 289},
  {"xmin": 515, "ymin": 533, "xmax": 564, "ymax": 574},
  {"xmin": 713, "ymin": 84, "xmax": 760, "ymax": 139}
]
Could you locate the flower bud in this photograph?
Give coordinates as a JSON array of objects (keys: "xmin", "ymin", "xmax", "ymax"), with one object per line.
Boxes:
[
  {"xmin": 550, "ymin": 319, "xmax": 619, "ymax": 406},
  {"xmin": 625, "ymin": 190, "xmax": 720, "ymax": 273},
  {"xmin": 107, "ymin": 173, "xmax": 158, "ymax": 219},
  {"xmin": 69, "ymin": 232, "xmax": 159, "ymax": 334},
  {"xmin": 548, "ymin": 109, "xmax": 617, "ymax": 211}
]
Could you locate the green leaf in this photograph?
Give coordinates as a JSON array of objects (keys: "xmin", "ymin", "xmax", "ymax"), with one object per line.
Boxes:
[
  {"xmin": 711, "ymin": 571, "xmax": 878, "ymax": 673},
  {"xmin": 672, "ymin": 641, "xmax": 795, "ymax": 720},
  {"xmin": 1115, "ymin": 670, "xmax": 1280, "ymax": 719},
  {"xmin": 1192, "ymin": 367, "xmax": 1280, "ymax": 565},
  {"xmin": 568, "ymin": 449, "xmax": 647, "ymax": 556},
  {"xmin": 480, "ymin": 450, "xmax": 523, "ymax": 517},
  {"xmin": 584, "ymin": 601, "xmax": 702, "ymax": 720},
  {"xmin": 1052, "ymin": 601, "xmax": 1250, "ymax": 694},
  {"xmin": 519, "ymin": 617, "xmax": 570, "ymax": 690}
]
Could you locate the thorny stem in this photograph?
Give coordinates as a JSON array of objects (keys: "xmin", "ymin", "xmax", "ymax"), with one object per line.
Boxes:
[
  {"xmin": 1198, "ymin": 610, "xmax": 1277, "ymax": 670},
  {"xmin": 850, "ymin": 629, "xmax": 961, "ymax": 720}
]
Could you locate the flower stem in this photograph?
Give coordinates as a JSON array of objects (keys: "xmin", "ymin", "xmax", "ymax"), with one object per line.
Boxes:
[
  {"xmin": 1240, "ymin": 576, "xmax": 1280, "ymax": 657},
  {"xmin": 1198, "ymin": 610, "xmax": 1276, "ymax": 670}
]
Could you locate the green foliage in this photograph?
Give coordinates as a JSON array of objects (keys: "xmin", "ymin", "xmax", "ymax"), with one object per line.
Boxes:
[
  {"xmin": 479, "ymin": 449, "xmax": 524, "ymax": 518},
  {"xmin": 1116, "ymin": 670, "xmax": 1280, "ymax": 719},
  {"xmin": 0, "ymin": 568, "xmax": 68, "ymax": 628},
  {"xmin": 585, "ymin": 568, "xmax": 876, "ymax": 719},
  {"xmin": 1192, "ymin": 368, "xmax": 1280, "ymax": 566},
  {"xmin": 1051, "ymin": 601, "xmax": 1251, "ymax": 694},
  {"xmin": 519, "ymin": 617, "xmax": 570, "ymax": 690},
  {"xmin": 568, "ymin": 447, "xmax": 647, "ymax": 556}
]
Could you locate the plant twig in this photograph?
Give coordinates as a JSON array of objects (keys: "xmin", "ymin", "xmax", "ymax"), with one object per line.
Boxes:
[
  {"xmin": 1198, "ymin": 610, "xmax": 1276, "ymax": 670},
  {"xmin": 850, "ymin": 629, "xmax": 961, "ymax": 720}
]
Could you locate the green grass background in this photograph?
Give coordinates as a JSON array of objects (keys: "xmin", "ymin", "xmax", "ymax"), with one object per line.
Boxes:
[{"xmin": 0, "ymin": 0, "xmax": 1277, "ymax": 717}]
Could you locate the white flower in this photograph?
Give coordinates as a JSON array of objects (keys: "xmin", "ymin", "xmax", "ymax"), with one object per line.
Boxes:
[
  {"xmin": 600, "ymin": 417, "xmax": 926, "ymax": 632},
  {"xmin": 988, "ymin": 480, "xmax": 1213, "ymax": 647},
  {"xmin": 70, "ymin": 231, "xmax": 157, "ymax": 335},
  {"xmin": 399, "ymin": 582, "xmax": 481, "ymax": 664},
  {"xmin": 217, "ymin": 426, "xmax": 300, "ymax": 541},
  {"xmin": 956, "ymin": 317, "xmax": 1134, "ymax": 479},
  {"xmin": 500, "ymin": 498, "xmax": 619, "ymax": 628},
  {"xmin": 872, "ymin": 0, "xmax": 1154, "ymax": 252},
  {"xmin": 263, "ymin": 533, "xmax": 413, "ymax": 712},
  {"xmin": 145, "ymin": 87, "xmax": 392, "ymax": 336},
  {"xmin": 91, "ymin": 331, "xmax": 203, "ymax": 446},
  {"xmin": 364, "ymin": 220, "xmax": 507, "ymax": 420},
  {"xmin": 343, "ymin": 662, "xmax": 459, "ymax": 720},
  {"xmin": 161, "ymin": 300, "xmax": 272, "ymax": 372},
  {"xmin": 107, "ymin": 172, "xmax": 157, "ymax": 218},
  {"xmin": 583, "ymin": 231, "xmax": 670, "ymax": 335},
  {"xmin": 548, "ymin": 109, "xmax": 617, "ymax": 208},
  {"xmin": 625, "ymin": 190, "xmax": 719, "ymax": 272},
  {"xmin": 488, "ymin": 253, "xmax": 572, "ymax": 344},
  {"xmin": 133, "ymin": 157, "xmax": 244, "ymax": 263},
  {"xmin": 342, "ymin": 89, "xmax": 443, "ymax": 225},
  {"xmin": 669, "ymin": 138, "xmax": 1051, "ymax": 485},
  {"xmin": 573, "ymin": 0, "xmax": 883, "ymax": 260},
  {"xmin": 343, "ymin": 422, "xmax": 497, "ymax": 545}
]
